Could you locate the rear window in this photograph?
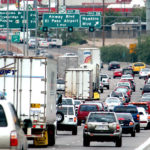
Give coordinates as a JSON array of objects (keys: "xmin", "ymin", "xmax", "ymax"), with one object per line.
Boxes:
[
  {"xmin": 133, "ymin": 104, "xmax": 148, "ymax": 111},
  {"xmin": 116, "ymin": 113, "xmax": 132, "ymax": 120},
  {"xmin": 62, "ymin": 99, "xmax": 73, "ymax": 105},
  {"xmin": 80, "ymin": 105, "xmax": 98, "ymax": 112},
  {"xmin": 114, "ymin": 106, "xmax": 138, "ymax": 113},
  {"xmin": 134, "ymin": 63, "xmax": 144, "ymax": 67},
  {"xmin": 88, "ymin": 113, "xmax": 116, "ymax": 123},
  {"xmin": 123, "ymin": 69, "xmax": 133, "ymax": 74},
  {"xmin": 0, "ymin": 105, "xmax": 7, "ymax": 127},
  {"xmin": 57, "ymin": 79, "xmax": 65, "ymax": 84},
  {"xmin": 57, "ymin": 107, "xmax": 74, "ymax": 115},
  {"xmin": 143, "ymin": 85, "xmax": 150, "ymax": 92}
]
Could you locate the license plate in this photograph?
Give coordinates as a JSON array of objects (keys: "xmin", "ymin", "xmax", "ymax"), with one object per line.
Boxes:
[
  {"xmin": 95, "ymin": 125, "xmax": 108, "ymax": 130},
  {"xmin": 31, "ymin": 103, "xmax": 41, "ymax": 108},
  {"xmin": 69, "ymin": 118, "xmax": 73, "ymax": 122}
]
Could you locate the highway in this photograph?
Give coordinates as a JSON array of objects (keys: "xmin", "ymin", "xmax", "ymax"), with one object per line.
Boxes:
[{"xmin": 28, "ymin": 63, "xmax": 149, "ymax": 150}]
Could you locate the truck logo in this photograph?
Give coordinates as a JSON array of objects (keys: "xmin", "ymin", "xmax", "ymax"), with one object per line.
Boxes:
[{"xmin": 0, "ymin": 63, "xmax": 17, "ymax": 76}]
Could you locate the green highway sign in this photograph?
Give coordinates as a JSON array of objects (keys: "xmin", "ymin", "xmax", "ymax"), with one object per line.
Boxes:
[
  {"xmin": 87, "ymin": 11, "xmax": 101, "ymax": 16},
  {"xmin": 11, "ymin": 35, "xmax": 20, "ymax": 43},
  {"xmin": 67, "ymin": 10, "xmax": 80, "ymax": 14},
  {"xmin": 43, "ymin": 14, "xmax": 80, "ymax": 28},
  {"xmin": 0, "ymin": 11, "xmax": 37, "ymax": 29},
  {"xmin": 81, "ymin": 15, "xmax": 101, "ymax": 28}
]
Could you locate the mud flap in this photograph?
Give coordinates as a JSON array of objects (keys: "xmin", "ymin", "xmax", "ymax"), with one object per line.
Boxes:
[
  {"xmin": 94, "ymin": 91, "xmax": 100, "ymax": 100},
  {"xmin": 34, "ymin": 130, "xmax": 48, "ymax": 146}
]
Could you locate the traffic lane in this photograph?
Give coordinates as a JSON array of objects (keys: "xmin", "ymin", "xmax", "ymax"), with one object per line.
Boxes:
[{"xmin": 28, "ymin": 126, "xmax": 150, "ymax": 150}]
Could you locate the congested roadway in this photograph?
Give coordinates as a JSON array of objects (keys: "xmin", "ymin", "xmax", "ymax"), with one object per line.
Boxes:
[{"xmin": 29, "ymin": 62, "xmax": 150, "ymax": 150}]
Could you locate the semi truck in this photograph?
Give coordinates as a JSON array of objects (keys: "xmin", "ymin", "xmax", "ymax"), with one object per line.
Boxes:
[
  {"xmin": 65, "ymin": 68, "xmax": 93, "ymax": 100},
  {"xmin": 0, "ymin": 56, "xmax": 57, "ymax": 146}
]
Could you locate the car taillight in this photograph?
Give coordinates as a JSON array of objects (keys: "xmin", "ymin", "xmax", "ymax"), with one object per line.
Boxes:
[
  {"xmin": 84, "ymin": 124, "xmax": 88, "ymax": 129},
  {"xmin": 116, "ymin": 124, "xmax": 120, "ymax": 131},
  {"xmin": 137, "ymin": 114, "xmax": 140, "ymax": 120},
  {"xmin": 129, "ymin": 122, "xmax": 134, "ymax": 126},
  {"xmin": 74, "ymin": 117, "xmax": 77, "ymax": 122},
  {"xmin": 148, "ymin": 116, "xmax": 150, "ymax": 120},
  {"xmin": 33, "ymin": 125, "xmax": 36, "ymax": 128},
  {"xmin": 10, "ymin": 131, "xmax": 18, "ymax": 146},
  {"xmin": 142, "ymin": 91, "xmax": 144, "ymax": 95}
]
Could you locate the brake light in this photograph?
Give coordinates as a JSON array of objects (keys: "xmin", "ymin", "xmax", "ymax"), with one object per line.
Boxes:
[
  {"xmin": 10, "ymin": 131, "xmax": 18, "ymax": 146},
  {"xmin": 129, "ymin": 122, "xmax": 134, "ymax": 126},
  {"xmin": 40, "ymin": 125, "xmax": 44, "ymax": 128},
  {"xmin": 84, "ymin": 124, "xmax": 88, "ymax": 129},
  {"xmin": 74, "ymin": 117, "xmax": 77, "ymax": 122},
  {"xmin": 137, "ymin": 114, "xmax": 140, "ymax": 120},
  {"xmin": 148, "ymin": 116, "xmax": 150, "ymax": 120},
  {"xmin": 116, "ymin": 124, "xmax": 120, "ymax": 131},
  {"xmin": 33, "ymin": 125, "xmax": 36, "ymax": 128}
]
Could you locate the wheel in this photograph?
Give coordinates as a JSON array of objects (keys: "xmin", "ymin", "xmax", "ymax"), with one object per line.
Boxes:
[
  {"xmin": 113, "ymin": 76, "xmax": 115, "ymax": 79},
  {"xmin": 77, "ymin": 120, "xmax": 81, "ymax": 126},
  {"xmin": 116, "ymin": 137, "xmax": 122, "ymax": 147},
  {"xmin": 131, "ymin": 130, "xmax": 136, "ymax": 137},
  {"xmin": 136, "ymin": 125, "xmax": 140, "ymax": 133},
  {"xmin": 139, "ymin": 77, "xmax": 141, "ymax": 79},
  {"xmin": 107, "ymin": 86, "xmax": 110, "ymax": 90},
  {"xmin": 100, "ymin": 89, "xmax": 103, "ymax": 93},
  {"xmin": 56, "ymin": 111, "xmax": 64, "ymax": 123},
  {"xmin": 83, "ymin": 134, "xmax": 90, "ymax": 147},
  {"xmin": 48, "ymin": 125, "xmax": 55, "ymax": 146},
  {"xmin": 72, "ymin": 126, "xmax": 77, "ymax": 135}
]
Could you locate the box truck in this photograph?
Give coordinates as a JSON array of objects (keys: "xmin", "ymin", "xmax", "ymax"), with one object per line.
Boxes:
[
  {"xmin": 65, "ymin": 68, "xmax": 93, "ymax": 100},
  {"xmin": 0, "ymin": 56, "xmax": 57, "ymax": 146}
]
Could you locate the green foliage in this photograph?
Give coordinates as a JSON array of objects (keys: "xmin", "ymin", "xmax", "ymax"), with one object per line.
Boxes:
[
  {"xmin": 131, "ymin": 8, "xmax": 146, "ymax": 22},
  {"xmin": 101, "ymin": 44, "xmax": 131, "ymax": 63},
  {"xmin": 135, "ymin": 36, "xmax": 150, "ymax": 64}
]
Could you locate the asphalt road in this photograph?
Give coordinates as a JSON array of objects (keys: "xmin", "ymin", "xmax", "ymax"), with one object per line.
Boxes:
[{"xmin": 29, "ymin": 63, "xmax": 149, "ymax": 150}]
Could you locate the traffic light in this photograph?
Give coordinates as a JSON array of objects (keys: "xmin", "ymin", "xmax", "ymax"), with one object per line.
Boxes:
[
  {"xmin": 68, "ymin": 26, "xmax": 73, "ymax": 32},
  {"xmin": 42, "ymin": 27, "xmax": 48, "ymax": 32},
  {"xmin": 89, "ymin": 26, "xmax": 95, "ymax": 32}
]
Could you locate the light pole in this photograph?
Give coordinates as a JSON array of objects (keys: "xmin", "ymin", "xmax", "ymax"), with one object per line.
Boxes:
[
  {"xmin": 6, "ymin": 0, "xmax": 9, "ymax": 54},
  {"xmin": 102, "ymin": 0, "xmax": 105, "ymax": 46}
]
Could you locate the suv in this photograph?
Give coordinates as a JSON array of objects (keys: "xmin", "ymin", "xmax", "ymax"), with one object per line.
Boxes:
[
  {"xmin": 77, "ymin": 104, "xmax": 100, "ymax": 125},
  {"xmin": 56, "ymin": 105, "xmax": 77, "ymax": 135},
  {"xmin": 114, "ymin": 105, "xmax": 140, "ymax": 132},
  {"xmin": 83, "ymin": 112, "xmax": 122, "ymax": 147},
  {"xmin": 0, "ymin": 101, "xmax": 28, "ymax": 150},
  {"xmin": 100, "ymin": 74, "xmax": 110, "ymax": 89}
]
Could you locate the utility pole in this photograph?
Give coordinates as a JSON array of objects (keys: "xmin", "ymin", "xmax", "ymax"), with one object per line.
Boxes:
[
  {"xmin": 146, "ymin": 0, "xmax": 150, "ymax": 31},
  {"xmin": 6, "ymin": 0, "xmax": 9, "ymax": 54},
  {"xmin": 102, "ymin": 0, "xmax": 105, "ymax": 46},
  {"xmin": 63, "ymin": 0, "xmax": 65, "ymax": 5}
]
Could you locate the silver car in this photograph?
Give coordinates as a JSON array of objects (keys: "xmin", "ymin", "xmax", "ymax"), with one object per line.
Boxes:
[{"xmin": 0, "ymin": 101, "xmax": 28, "ymax": 150}]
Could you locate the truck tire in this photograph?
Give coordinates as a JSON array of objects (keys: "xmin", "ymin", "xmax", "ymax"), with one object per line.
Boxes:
[
  {"xmin": 136, "ymin": 125, "xmax": 140, "ymax": 133},
  {"xmin": 56, "ymin": 111, "xmax": 64, "ymax": 123},
  {"xmin": 72, "ymin": 126, "xmax": 77, "ymax": 135},
  {"xmin": 116, "ymin": 137, "xmax": 122, "ymax": 147},
  {"xmin": 48, "ymin": 125, "xmax": 55, "ymax": 146},
  {"xmin": 131, "ymin": 130, "xmax": 136, "ymax": 137},
  {"xmin": 77, "ymin": 120, "xmax": 81, "ymax": 126}
]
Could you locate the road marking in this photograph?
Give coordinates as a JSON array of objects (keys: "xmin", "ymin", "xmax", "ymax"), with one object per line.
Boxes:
[{"xmin": 135, "ymin": 137, "xmax": 150, "ymax": 150}]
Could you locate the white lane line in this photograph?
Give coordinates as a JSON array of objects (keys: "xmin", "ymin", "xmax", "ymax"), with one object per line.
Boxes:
[{"xmin": 135, "ymin": 137, "xmax": 150, "ymax": 150}]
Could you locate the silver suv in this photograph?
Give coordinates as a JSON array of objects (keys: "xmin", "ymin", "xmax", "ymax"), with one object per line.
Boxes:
[
  {"xmin": 0, "ymin": 101, "xmax": 28, "ymax": 150},
  {"xmin": 83, "ymin": 112, "xmax": 122, "ymax": 147},
  {"xmin": 56, "ymin": 105, "xmax": 78, "ymax": 135}
]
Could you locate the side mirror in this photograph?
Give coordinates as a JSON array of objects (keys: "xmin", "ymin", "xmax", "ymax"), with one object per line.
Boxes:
[
  {"xmin": 57, "ymin": 94, "xmax": 62, "ymax": 105},
  {"xmin": 140, "ymin": 88, "xmax": 143, "ymax": 90}
]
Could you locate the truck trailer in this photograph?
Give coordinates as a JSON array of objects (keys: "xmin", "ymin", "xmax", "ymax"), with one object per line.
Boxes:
[{"xmin": 0, "ymin": 56, "xmax": 57, "ymax": 146}]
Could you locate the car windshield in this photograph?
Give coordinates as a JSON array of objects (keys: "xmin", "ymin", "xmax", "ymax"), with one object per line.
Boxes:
[
  {"xmin": 62, "ymin": 99, "xmax": 73, "ymax": 105},
  {"xmin": 74, "ymin": 101, "xmax": 81, "ymax": 105},
  {"xmin": 111, "ymin": 91, "xmax": 123, "ymax": 97},
  {"xmin": 141, "ymin": 68, "xmax": 150, "ymax": 72},
  {"xmin": 57, "ymin": 107, "xmax": 74, "ymax": 115},
  {"xmin": 134, "ymin": 63, "xmax": 144, "ymax": 66},
  {"xmin": 140, "ymin": 97, "xmax": 150, "ymax": 102},
  {"xmin": 57, "ymin": 79, "xmax": 65, "ymax": 84},
  {"xmin": 88, "ymin": 113, "xmax": 116, "ymax": 123},
  {"xmin": 134, "ymin": 104, "xmax": 148, "ymax": 110},
  {"xmin": 118, "ymin": 82, "xmax": 130, "ymax": 87},
  {"xmin": 114, "ymin": 106, "xmax": 138, "ymax": 113},
  {"xmin": 116, "ymin": 88, "xmax": 127, "ymax": 93},
  {"xmin": 106, "ymin": 99, "xmax": 120, "ymax": 103},
  {"xmin": 123, "ymin": 69, "xmax": 133, "ymax": 74},
  {"xmin": 143, "ymin": 85, "xmax": 150, "ymax": 91},
  {"xmin": 100, "ymin": 75, "xmax": 107, "ymax": 78},
  {"xmin": 80, "ymin": 105, "xmax": 98, "ymax": 111},
  {"xmin": 0, "ymin": 105, "xmax": 7, "ymax": 127}
]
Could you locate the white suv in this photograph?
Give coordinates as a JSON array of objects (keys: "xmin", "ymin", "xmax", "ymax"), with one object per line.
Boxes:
[
  {"xmin": 100, "ymin": 74, "xmax": 110, "ymax": 89},
  {"xmin": 56, "ymin": 105, "xmax": 78, "ymax": 135}
]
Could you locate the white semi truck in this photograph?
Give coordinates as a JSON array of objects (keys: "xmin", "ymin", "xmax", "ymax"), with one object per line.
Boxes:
[
  {"xmin": 0, "ymin": 56, "xmax": 57, "ymax": 146},
  {"xmin": 65, "ymin": 68, "xmax": 93, "ymax": 100}
]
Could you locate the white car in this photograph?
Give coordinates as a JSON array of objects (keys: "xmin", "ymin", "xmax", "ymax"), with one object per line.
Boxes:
[
  {"xmin": 100, "ymin": 74, "xmax": 110, "ymax": 89},
  {"xmin": 57, "ymin": 79, "xmax": 65, "ymax": 91},
  {"xmin": 56, "ymin": 105, "xmax": 78, "ymax": 135},
  {"xmin": 104, "ymin": 97, "xmax": 122, "ymax": 111},
  {"xmin": 137, "ymin": 107, "xmax": 148, "ymax": 129},
  {"xmin": 38, "ymin": 40, "xmax": 49, "ymax": 48},
  {"xmin": 62, "ymin": 98, "xmax": 75, "ymax": 106},
  {"xmin": 139, "ymin": 68, "xmax": 150, "ymax": 79}
]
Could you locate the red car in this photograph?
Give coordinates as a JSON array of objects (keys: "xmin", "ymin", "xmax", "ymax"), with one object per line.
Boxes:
[
  {"xmin": 113, "ymin": 69, "xmax": 122, "ymax": 78},
  {"xmin": 77, "ymin": 103, "xmax": 100, "ymax": 125},
  {"xmin": 114, "ymin": 86, "xmax": 132, "ymax": 101}
]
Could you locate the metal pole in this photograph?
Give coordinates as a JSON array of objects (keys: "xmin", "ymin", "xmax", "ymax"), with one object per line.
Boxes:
[
  {"xmin": 35, "ymin": 0, "xmax": 38, "ymax": 55},
  {"xmin": 63, "ymin": 0, "xmax": 65, "ymax": 5},
  {"xmin": 92, "ymin": 0, "xmax": 95, "ymax": 47},
  {"xmin": 26, "ymin": 0, "xmax": 29, "ymax": 56},
  {"xmin": 138, "ymin": 16, "xmax": 141, "ymax": 45},
  {"xmin": 49, "ymin": 0, "xmax": 51, "ymax": 12},
  {"xmin": 6, "ymin": 0, "xmax": 9, "ymax": 54},
  {"xmin": 23, "ymin": 0, "xmax": 25, "ymax": 56},
  {"xmin": 102, "ymin": 0, "xmax": 105, "ymax": 46}
]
